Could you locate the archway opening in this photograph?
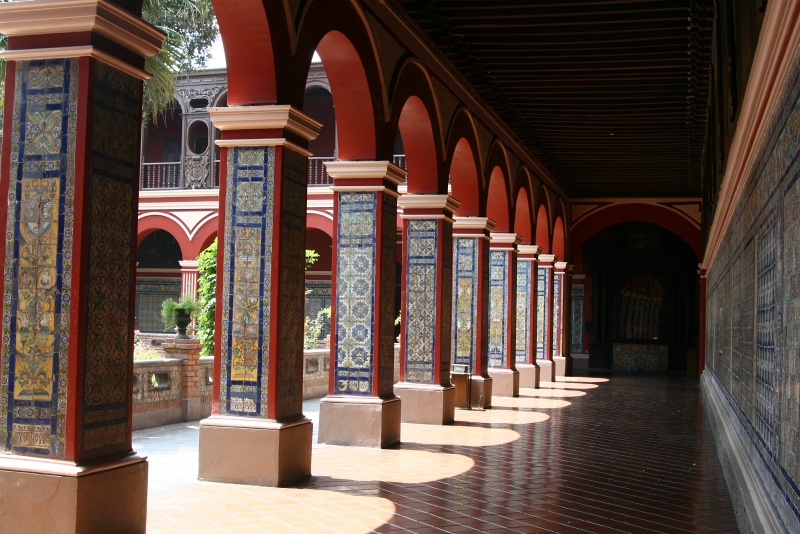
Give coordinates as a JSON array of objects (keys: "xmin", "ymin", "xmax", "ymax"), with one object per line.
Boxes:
[{"xmin": 135, "ymin": 230, "xmax": 182, "ymax": 333}]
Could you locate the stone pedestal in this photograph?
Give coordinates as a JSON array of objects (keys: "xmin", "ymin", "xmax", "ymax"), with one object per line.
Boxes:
[
  {"xmin": 199, "ymin": 417, "xmax": 312, "ymax": 486},
  {"xmin": 0, "ymin": 455, "xmax": 148, "ymax": 534},
  {"xmin": 318, "ymin": 397, "xmax": 401, "ymax": 448},
  {"xmin": 537, "ymin": 359, "xmax": 555, "ymax": 382},
  {"xmin": 516, "ymin": 363, "xmax": 540, "ymax": 389},
  {"xmin": 394, "ymin": 383, "xmax": 455, "ymax": 424},
  {"xmin": 488, "ymin": 368, "xmax": 519, "ymax": 397},
  {"xmin": 553, "ymin": 356, "xmax": 567, "ymax": 377}
]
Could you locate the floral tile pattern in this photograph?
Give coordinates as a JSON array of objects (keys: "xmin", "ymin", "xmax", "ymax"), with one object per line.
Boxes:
[
  {"xmin": 1, "ymin": 59, "xmax": 78, "ymax": 457},
  {"xmin": 404, "ymin": 219, "xmax": 437, "ymax": 382},
  {"xmin": 515, "ymin": 259, "xmax": 532, "ymax": 364},
  {"xmin": 452, "ymin": 237, "xmax": 479, "ymax": 372},
  {"xmin": 535, "ymin": 267, "xmax": 549, "ymax": 358},
  {"xmin": 488, "ymin": 251, "xmax": 509, "ymax": 368}
]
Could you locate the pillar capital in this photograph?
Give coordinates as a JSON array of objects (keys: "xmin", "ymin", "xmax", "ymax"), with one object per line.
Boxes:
[
  {"xmin": 211, "ymin": 105, "xmax": 321, "ymax": 155},
  {"xmin": 453, "ymin": 216, "xmax": 496, "ymax": 236},
  {"xmin": 538, "ymin": 253, "xmax": 558, "ymax": 266},
  {"xmin": 489, "ymin": 232, "xmax": 522, "ymax": 249},
  {"xmin": 398, "ymin": 194, "xmax": 460, "ymax": 218},
  {"xmin": 554, "ymin": 261, "xmax": 569, "ymax": 272},
  {"xmin": 179, "ymin": 260, "xmax": 199, "ymax": 270},
  {"xmin": 518, "ymin": 244, "xmax": 543, "ymax": 258},
  {"xmin": 326, "ymin": 160, "xmax": 406, "ymax": 191},
  {"xmin": 0, "ymin": 0, "xmax": 164, "ymax": 80}
]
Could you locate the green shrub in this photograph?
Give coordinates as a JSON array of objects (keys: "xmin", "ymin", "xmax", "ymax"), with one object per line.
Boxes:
[{"xmin": 196, "ymin": 238, "xmax": 217, "ymax": 357}]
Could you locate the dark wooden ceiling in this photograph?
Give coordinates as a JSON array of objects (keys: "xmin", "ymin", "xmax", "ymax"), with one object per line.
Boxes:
[{"xmin": 393, "ymin": 0, "xmax": 715, "ymax": 198}]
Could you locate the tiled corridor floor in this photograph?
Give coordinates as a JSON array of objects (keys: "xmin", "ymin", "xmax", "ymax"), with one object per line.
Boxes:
[{"xmin": 135, "ymin": 375, "xmax": 740, "ymax": 533}]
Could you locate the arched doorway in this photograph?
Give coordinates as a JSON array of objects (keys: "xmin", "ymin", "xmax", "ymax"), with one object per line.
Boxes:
[{"xmin": 582, "ymin": 222, "xmax": 699, "ymax": 375}]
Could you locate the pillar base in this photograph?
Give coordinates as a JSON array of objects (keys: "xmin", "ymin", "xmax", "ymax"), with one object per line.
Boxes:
[
  {"xmin": 394, "ymin": 383, "xmax": 455, "ymax": 424},
  {"xmin": 451, "ymin": 374, "xmax": 493, "ymax": 410},
  {"xmin": 537, "ymin": 359, "xmax": 555, "ymax": 381},
  {"xmin": 553, "ymin": 356, "xmax": 567, "ymax": 376},
  {"xmin": 0, "ymin": 453, "xmax": 147, "ymax": 534},
  {"xmin": 488, "ymin": 368, "xmax": 519, "ymax": 397},
  {"xmin": 318, "ymin": 396, "xmax": 401, "ymax": 447},
  {"xmin": 198, "ymin": 415, "xmax": 312, "ymax": 486},
  {"xmin": 516, "ymin": 363, "xmax": 540, "ymax": 389}
]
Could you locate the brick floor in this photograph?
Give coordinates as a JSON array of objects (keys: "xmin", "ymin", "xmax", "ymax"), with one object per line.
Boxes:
[{"xmin": 136, "ymin": 374, "xmax": 739, "ymax": 533}]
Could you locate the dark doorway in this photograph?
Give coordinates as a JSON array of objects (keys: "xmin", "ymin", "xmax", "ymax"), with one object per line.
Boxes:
[{"xmin": 583, "ymin": 223, "xmax": 699, "ymax": 375}]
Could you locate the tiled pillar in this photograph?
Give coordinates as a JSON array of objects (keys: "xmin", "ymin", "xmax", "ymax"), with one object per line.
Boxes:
[
  {"xmin": 516, "ymin": 245, "xmax": 542, "ymax": 388},
  {"xmin": 318, "ymin": 161, "xmax": 405, "ymax": 447},
  {"xmin": 553, "ymin": 261, "xmax": 569, "ymax": 376},
  {"xmin": 179, "ymin": 260, "xmax": 200, "ymax": 298},
  {"xmin": 487, "ymin": 233, "xmax": 521, "ymax": 397},
  {"xmin": 536, "ymin": 254, "xmax": 557, "ymax": 381},
  {"xmin": 394, "ymin": 194, "xmax": 460, "ymax": 424},
  {"xmin": 452, "ymin": 217, "xmax": 495, "ymax": 409},
  {"xmin": 198, "ymin": 105, "xmax": 321, "ymax": 486},
  {"xmin": 0, "ymin": 2, "xmax": 163, "ymax": 531}
]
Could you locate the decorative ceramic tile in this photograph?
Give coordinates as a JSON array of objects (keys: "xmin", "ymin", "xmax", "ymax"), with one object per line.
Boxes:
[
  {"xmin": 452, "ymin": 238, "xmax": 478, "ymax": 371},
  {"xmin": 81, "ymin": 62, "xmax": 141, "ymax": 454},
  {"xmin": 535, "ymin": 267, "xmax": 549, "ymax": 358},
  {"xmin": 404, "ymin": 219, "xmax": 437, "ymax": 382},
  {"xmin": 488, "ymin": 251, "xmax": 508, "ymax": 368},
  {"xmin": 274, "ymin": 148, "xmax": 307, "ymax": 417},
  {"xmin": 705, "ymin": 47, "xmax": 800, "ymax": 527},
  {"xmin": 1, "ymin": 59, "xmax": 78, "ymax": 457},
  {"xmin": 570, "ymin": 284, "xmax": 584, "ymax": 353},
  {"xmin": 220, "ymin": 146, "xmax": 274, "ymax": 417},
  {"xmin": 612, "ymin": 343, "xmax": 668, "ymax": 372},
  {"xmin": 334, "ymin": 192, "xmax": 377, "ymax": 394},
  {"xmin": 515, "ymin": 260, "xmax": 531, "ymax": 364},
  {"xmin": 552, "ymin": 271, "xmax": 562, "ymax": 356}
]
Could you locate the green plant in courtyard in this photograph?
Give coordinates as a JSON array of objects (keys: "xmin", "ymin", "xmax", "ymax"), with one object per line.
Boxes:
[
  {"xmin": 161, "ymin": 294, "xmax": 200, "ymax": 332},
  {"xmin": 304, "ymin": 306, "xmax": 331, "ymax": 350},
  {"xmin": 133, "ymin": 335, "xmax": 163, "ymax": 361},
  {"xmin": 196, "ymin": 238, "xmax": 217, "ymax": 357}
]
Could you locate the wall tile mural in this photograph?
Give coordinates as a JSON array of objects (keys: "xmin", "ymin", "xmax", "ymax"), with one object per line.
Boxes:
[
  {"xmin": 334, "ymin": 192, "xmax": 377, "ymax": 394},
  {"xmin": 536, "ymin": 267, "xmax": 549, "ymax": 358},
  {"xmin": 706, "ymin": 49, "xmax": 800, "ymax": 530},
  {"xmin": 488, "ymin": 251, "xmax": 508, "ymax": 368},
  {"xmin": 404, "ymin": 219, "xmax": 437, "ymax": 382},
  {"xmin": 571, "ymin": 284, "xmax": 584, "ymax": 353},
  {"xmin": 1, "ymin": 59, "xmax": 78, "ymax": 457},
  {"xmin": 220, "ymin": 146, "xmax": 274, "ymax": 417},
  {"xmin": 515, "ymin": 260, "xmax": 531, "ymax": 364},
  {"xmin": 452, "ymin": 237, "xmax": 478, "ymax": 372},
  {"xmin": 552, "ymin": 272, "xmax": 562, "ymax": 356}
]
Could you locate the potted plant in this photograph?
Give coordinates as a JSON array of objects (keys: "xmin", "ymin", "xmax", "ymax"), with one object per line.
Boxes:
[{"xmin": 161, "ymin": 296, "xmax": 200, "ymax": 339}]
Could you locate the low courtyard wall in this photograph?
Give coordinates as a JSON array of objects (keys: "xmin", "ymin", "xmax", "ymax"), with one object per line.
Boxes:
[{"xmin": 133, "ymin": 340, "xmax": 400, "ymax": 430}]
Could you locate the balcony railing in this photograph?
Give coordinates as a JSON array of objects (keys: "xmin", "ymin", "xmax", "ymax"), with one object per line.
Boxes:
[
  {"xmin": 140, "ymin": 162, "xmax": 181, "ymax": 189},
  {"xmin": 306, "ymin": 155, "xmax": 408, "ymax": 187},
  {"xmin": 140, "ymin": 156, "xmax": 407, "ymax": 190}
]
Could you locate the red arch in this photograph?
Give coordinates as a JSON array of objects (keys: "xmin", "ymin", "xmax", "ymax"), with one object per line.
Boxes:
[
  {"xmin": 392, "ymin": 62, "xmax": 444, "ymax": 193},
  {"xmin": 486, "ymin": 166, "xmax": 511, "ymax": 232},
  {"xmin": 513, "ymin": 185, "xmax": 533, "ymax": 243},
  {"xmin": 449, "ymin": 138, "xmax": 481, "ymax": 216},
  {"xmin": 570, "ymin": 204, "xmax": 701, "ymax": 258},
  {"xmin": 213, "ymin": 0, "xmax": 287, "ymax": 105},
  {"xmin": 552, "ymin": 217, "xmax": 565, "ymax": 259},
  {"xmin": 306, "ymin": 211, "xmax": 335, "ymax": 238},
  {"xmin": 535, "ymin": 204, "xmax": 550, "ymax": 252}
]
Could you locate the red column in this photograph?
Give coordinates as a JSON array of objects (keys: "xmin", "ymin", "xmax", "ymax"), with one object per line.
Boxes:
[
  {"xmin": 516, "ymin": 245, "xmax": 542, "ymax": 388},
  {"xmin": 452, "ymin": 216, "xmax": 495, "ymax": 409},
  {"xmin": 394, "ymin": 194, "xmax": 460, "ymax": 424},
  {"xmin": 198, "ymin": 105, "xmax": 321, "ymax": 486},
  {"xmin": 0, "ymin": 2, "xmax": 163, "ymax": 531},
  {"xmin": 318, "ymin": 161, "xmax": 405, "ymax": 447},
  {"xmin": 536, "ymin": 254, "xmax": 557, "ymax": 381},
  {"xmin": 487, "ymin": 232, "xmax": 522, "ymax": 397}
]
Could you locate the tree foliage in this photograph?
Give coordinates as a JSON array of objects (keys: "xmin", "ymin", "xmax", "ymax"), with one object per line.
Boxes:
[
  {"xmin": 0, "ymin": 0, "xmax": 218, "ymax": 123},
  {"xmin": 141, "ymin": 0, "xmax": 218, "ymax": 123}
]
